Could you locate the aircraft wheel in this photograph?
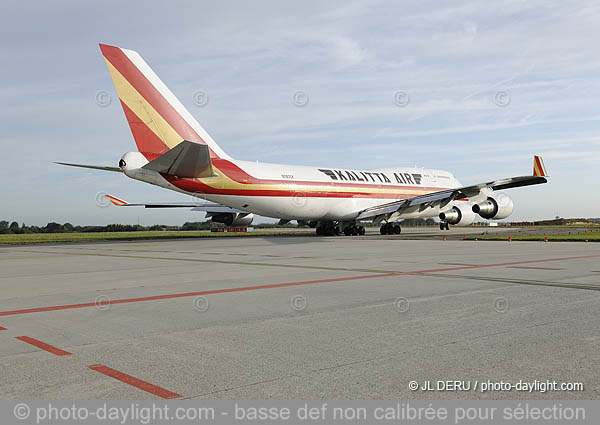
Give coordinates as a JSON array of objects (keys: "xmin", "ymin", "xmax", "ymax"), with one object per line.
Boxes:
[
  {"xmin": 445, "ymin": 222, "xmax": 450, "ymax": 230},
  {"xmin": 316, "ymin": 226, "xmax": 324, "ymax": 236},
  {"xmin": 439, "ymin": 222, "xmax": 445, "ymax": 231},
  {"xmin": 358, "ymin": 226, "xmax": 365, "ymax": 235},
  {"xmin": 394, "ymin": 225, "xmax": 401, "ymax": 234},
  {"xmin": 344, "ymin": 227, "xmax": 352, "ymax": 236},
  {"xmin": 381, "ymin": 223, "xmax": 394, "ymax": 235},
  {"xmin": 351, "ymin": 226, "xmax": 358, "ymax": 236}
]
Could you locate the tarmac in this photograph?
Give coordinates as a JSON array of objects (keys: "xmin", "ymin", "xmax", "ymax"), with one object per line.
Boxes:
[{"xmin": 1, "ymin": 228, "xmax": 599, "ymax": 399}]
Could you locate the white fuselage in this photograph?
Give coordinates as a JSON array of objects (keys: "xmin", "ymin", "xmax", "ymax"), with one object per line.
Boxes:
[{"xmin": 122, "ymin": 153, "xmax": 477, "ymax": 222}]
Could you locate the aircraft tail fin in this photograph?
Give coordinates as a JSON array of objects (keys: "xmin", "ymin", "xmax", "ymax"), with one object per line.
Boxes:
[{"xmin": 98, "ymin": 43, "xmax": 230, "ymax": 160}]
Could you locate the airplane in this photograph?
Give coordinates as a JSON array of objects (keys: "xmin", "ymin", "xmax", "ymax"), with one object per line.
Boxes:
[{"xmin": 57, "ymin": 44, "xmax": 548, "ymax": 236}]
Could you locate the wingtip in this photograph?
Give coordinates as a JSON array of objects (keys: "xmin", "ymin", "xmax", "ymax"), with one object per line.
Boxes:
[
  {"xmin": 104, "ymin": 194, "xmax": 128, "ymax": 206},
  {"xmin": 533, "ymin": 155, "xmax": 548, "ymax": 177}
]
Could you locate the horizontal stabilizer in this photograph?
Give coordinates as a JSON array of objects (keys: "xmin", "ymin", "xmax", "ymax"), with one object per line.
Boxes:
[
  {"xmin": 55, "ymin": 162, "xmax": 122, "ymax": 173},
  {"xmin": 104, "ymin": 194, "xmax": 246, "ymax": 213},
  {"xmin": 142, "ymin": 140, "xmax": 214, "ymax": 178}
]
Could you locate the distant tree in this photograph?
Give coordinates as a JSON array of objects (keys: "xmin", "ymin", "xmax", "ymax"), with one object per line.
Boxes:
[
  {"xmin": 44, "ymin": 222, "xmax": 64, "ymax": 233},
  {"xmin": 181, "ymin": 221, "xmax": 211, "ymax": 231},
  {"xmin": 26, "ymin": 225, "xmax": 41, "ymax": 233},
  {"xmin": 9, "ymin": 222, "xmax": 19, "ymax": 233},
  {"xmin": 0, "ymin": 221, "xmax": 8, "ymax": 231},
  {"xmin": 63, "ymin": 223, "xmax": 75, "ymax": 232}
]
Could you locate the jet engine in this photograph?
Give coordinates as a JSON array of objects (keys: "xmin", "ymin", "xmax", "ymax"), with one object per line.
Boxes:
[
  {"xmin": 439, "ymin": 204, "xmax": 476, "ymax": 225},
  {"xmin": 472, "ymin": 195, "xmax": 514, "ymax": 220},
  {"xmin": 119, "ymin": 152, "xmax": 148, "ymax": 171},
  {"xmin": 210, "ymin": 213, "xmax": 254, "ymax": 226}
]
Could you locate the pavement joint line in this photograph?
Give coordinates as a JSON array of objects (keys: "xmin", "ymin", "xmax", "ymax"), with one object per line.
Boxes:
[
  {"xmin": 2, "ymin": 253, "xmax": 600, "ymax": 317},
  {"xmin": 419, "ymin": 273, "xmax": 600, "ymax": 291},
  {"xmin": 15, "ymin": 336, "xmax": 71, "ymax": 356},
  {"xmin": 506, "ymin": 266, "xmax": 565, "ymax": 270},
  {"xmin": 88, "ymin": 364, "xmax": 181, "ymax": 399},
  {"xmin": 182, "ymin": 374, "xmax": 300, "ymax": 399},
  {"xmin": 19, "ymin": 249, "xmax": 399, "ymax": 274}
]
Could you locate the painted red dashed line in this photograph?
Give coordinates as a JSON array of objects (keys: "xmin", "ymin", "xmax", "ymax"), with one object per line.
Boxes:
[
  {"xmin": 15, "ymin": 336, "xmax": 71, "ymax": 356},
  {"xmin": 89, "ymin": 364, "xmax": 181, "ymax": 399},
  {"xmin": 1, "ymin": 254, "xmax": 599, "ymax": 317},
  {"xmin": 0, "ymin": 326, "xmax": 7, "ymax": 331}
]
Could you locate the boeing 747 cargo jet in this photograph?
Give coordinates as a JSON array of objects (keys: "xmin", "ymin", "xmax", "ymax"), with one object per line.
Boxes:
[{"xmin": 58, "ymin": 44, "xmax": 548, "ymax": 236}]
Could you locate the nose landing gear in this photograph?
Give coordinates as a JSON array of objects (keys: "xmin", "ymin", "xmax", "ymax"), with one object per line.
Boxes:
[{"xmin": 439, "ymin": 221, "xmax": 450, "ymax": 230}]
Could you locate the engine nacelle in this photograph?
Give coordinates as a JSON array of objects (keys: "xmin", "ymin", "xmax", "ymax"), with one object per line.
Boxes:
[
  {"xmin": 119, "ymin": 152, "xmax": 148, "ymax": 171},
  {"xmin": 472, "ymin": 195, "xmax": 514, "ymax": 220},
  {"xmin": 210, "ymin": 213, "xmax": 254, "ymax": 226},
  {"xmin": 439, "ymin": 204, "xmax": 476, "ymax": 225}
]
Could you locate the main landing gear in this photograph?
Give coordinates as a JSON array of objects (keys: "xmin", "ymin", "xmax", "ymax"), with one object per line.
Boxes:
[
  {"xmin": 380, "ymin": 223, "xmax": 401, "ymax": 235},
  {"xmin": 315, "ymin": 222, "xmax": 339, "ymax": 236},
  {"xmin": 439, "ymin": 221, "xmax": 450, "ymax": 230},
  {"xmin": 315, "ymin": 222, "xmax": 365, "ymax": 236},
  {"xmin": 343, "ymin": 224, "xmax": 365, "ymax": 236}
]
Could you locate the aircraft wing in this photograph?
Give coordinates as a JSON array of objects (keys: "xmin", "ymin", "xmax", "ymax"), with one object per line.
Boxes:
[
  {"xmin": 356, "ymin": 155, "xmax": 548, "ymax": 221},
  {"xmin": 105, "ymin": 195, "xmax": 246, "ymax": 213}
]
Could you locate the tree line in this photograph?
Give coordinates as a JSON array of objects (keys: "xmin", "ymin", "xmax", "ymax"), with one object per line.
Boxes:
[
  {"xmin": 0, "ymin": 220, "xmax": 214, "ymax": 234},
  {"xmin": 0, "ymin": 217, "xmax": 437, "ymax": 234}
]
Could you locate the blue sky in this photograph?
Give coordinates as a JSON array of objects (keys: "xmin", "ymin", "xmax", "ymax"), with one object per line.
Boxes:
[{"xmin": 1, "ymin": 0, "xmax": 599, "ymax": 225}]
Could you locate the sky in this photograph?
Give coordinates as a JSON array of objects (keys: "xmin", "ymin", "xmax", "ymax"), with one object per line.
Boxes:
[{"xmin": 1, "ymin": 0, "xmax": 599, "ymax": 225}]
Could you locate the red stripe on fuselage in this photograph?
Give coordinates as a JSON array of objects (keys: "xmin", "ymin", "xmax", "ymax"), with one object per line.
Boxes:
[
  {"xmin": 166, "ymin": 175, "xmax": 443, "ymax": 199},
  {"xmin": 99, "ymin": 44, "xmax": 218, "ymax": 158},
  {"xmin": 207, "ymin": 159, "xmax": 451, "ymax": 195},
  {"xmin": 211, "ymin": 159, "xmax": 447, "ymax": 190}
]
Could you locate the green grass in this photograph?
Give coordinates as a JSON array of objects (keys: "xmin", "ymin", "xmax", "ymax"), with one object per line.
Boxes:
[
  {"xmin": 0, "ymin": 230, "xmax": 305, "ymax": 245},
  {"xmin": 470, "ymin": 232, "xmax": 600, "ymax": 242}
]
